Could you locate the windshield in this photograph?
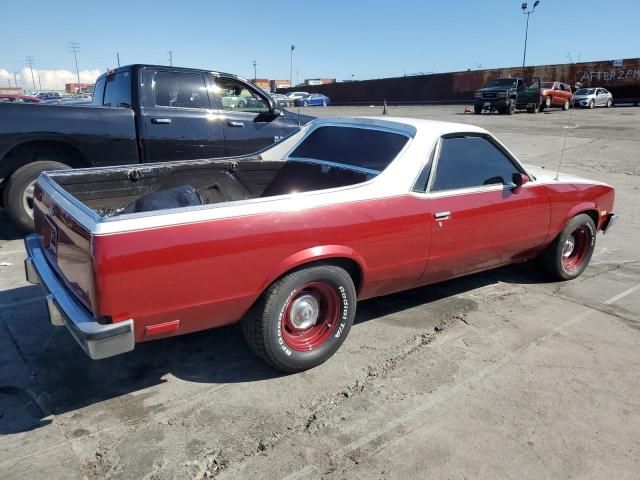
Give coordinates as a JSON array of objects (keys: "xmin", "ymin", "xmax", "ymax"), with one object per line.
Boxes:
[
  {"xmin": 575, "ymin": 88, "xmax": 595, "ymax": 95},
  {"xmin": 540, "ymin": 82, "xmax": 554, "ymax": 88},
  {"xmin": 487, "ymin": 78, "xmax": 517, "ymax": 88}
]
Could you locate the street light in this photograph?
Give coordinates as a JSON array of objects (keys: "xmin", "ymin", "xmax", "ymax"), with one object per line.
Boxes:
[
  {"xmin": 521, "ymin": 1, "xmax": 540, "ymax": 68},
  {"xmin": 289, "ymin": 45, "xmax": 295, "ymax": 87}
]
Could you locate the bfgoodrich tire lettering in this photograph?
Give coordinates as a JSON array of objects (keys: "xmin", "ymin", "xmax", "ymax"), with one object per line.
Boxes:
[
  {"xmin": 538, "ymin": 213, "xmax": 596, "ymax": 281},
  {"xmin": 242, "ymin": 265, "xmax": 357, "ymax": 372}
]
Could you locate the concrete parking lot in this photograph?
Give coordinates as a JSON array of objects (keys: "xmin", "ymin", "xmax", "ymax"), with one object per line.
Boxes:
[{"xmin": 1, "ymin": 104, "xmax": 638, "ymax": 479}]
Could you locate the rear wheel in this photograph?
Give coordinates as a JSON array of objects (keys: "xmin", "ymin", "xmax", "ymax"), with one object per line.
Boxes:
[
  {"xmin": 538, "ymin": 214, "xmax": 596, "ymax": 281},
  {"xmin": 545, "ymin": 96, "xmax": 552, "ymax": 109},
  {"xmin": 2, "ymin": 160, "xmax": 70, "ymax": 232},
  {"xmin": 322, "ymin": 99, "xmax": 327, "ymax": 107},
  {"xmin": 241, "ymin": 265, "xmax": 356, "ymax": 372}
]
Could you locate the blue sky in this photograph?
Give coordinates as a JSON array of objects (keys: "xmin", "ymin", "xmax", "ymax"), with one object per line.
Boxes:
[{"xmin": 1, "ymin": 0, "xmax": 638, "ymax": 87}]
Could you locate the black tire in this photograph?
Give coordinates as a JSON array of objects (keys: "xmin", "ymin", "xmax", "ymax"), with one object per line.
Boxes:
[
  {"xmin": 538, "ymin": 214, "xmax": 596, "ymax": 281},
  {"xmin": 606, "ymin": 98, "xmax": 613, "ymax": 108},
  {"xmin": 474, "ymin": 105, "xmax": 482, "ymax": 114},
  {"xmin": 545, "ymin": 96, "xmax": 552, "ymax": 109},
  {"xmin": 303, "ymin": 100, "xmax": 308, "ymax": 107},
  {"xmin": 241, "ymin": 265, "xmax": 357, "ymax": 372},
  {"xmin": 589, "ymin": 99, "xmax": 595, "ymax": 109},
  {"xmin": 506, "ymin": 100, "xmax": 515, "ymax": 115},
  {"xmin": 2, "ymin": 160, "xmax": 70, "ymax": 232},
  {"xmin": 562, "ymin": 99, "xmax": 570, "ymax": 111}
]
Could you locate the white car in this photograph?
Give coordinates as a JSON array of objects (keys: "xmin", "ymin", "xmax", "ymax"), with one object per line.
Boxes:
[
  {"xmin": 286, "ymin": 91, "xmax": 310, "ymax": 100},
  {"xmin": 574, "ymin": 87, "xmax": 613, "ymax": 109}
]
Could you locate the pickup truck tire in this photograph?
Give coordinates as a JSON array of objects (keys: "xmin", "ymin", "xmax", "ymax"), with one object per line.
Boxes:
[
  {"xmin": 3, "ymin": 160, "xmax": 70, "ymax": 232},
  {"xmin": 538, "ymin": 214, "xmax": 596, "ymax": 281},
  {"xmin": 242, "ymin": 265, "xmax": 356, "ymax": 372},
  {"xmin": 473, "ymin": 105, "xmax": 482, "ymax": 114},
  {"xmin": 506, "ymin": 100, "xmax": 515, "ymax": 115}
]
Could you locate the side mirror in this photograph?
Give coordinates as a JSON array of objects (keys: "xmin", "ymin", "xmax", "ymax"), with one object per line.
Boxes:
[
  {"xmin": 267, "ymin": 96, "xmax": 282, "ymax": 115},
  {"xmin": 511, "ymin": 172, "xmax": 529, "ymax": 194}
]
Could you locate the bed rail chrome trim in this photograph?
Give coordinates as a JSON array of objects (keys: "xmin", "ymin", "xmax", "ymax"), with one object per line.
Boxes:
[{"xmin": 24, "ymin": 234, "xmax": 134, "ymax": 360}]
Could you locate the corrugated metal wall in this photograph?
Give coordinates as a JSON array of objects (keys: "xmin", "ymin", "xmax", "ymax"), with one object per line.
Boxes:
[{"xmin": 279, "ymin": 58, "xmax": 640, "ymax": 105}]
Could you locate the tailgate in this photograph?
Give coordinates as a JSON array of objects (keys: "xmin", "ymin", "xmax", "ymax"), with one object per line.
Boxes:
[{"xmin": 32, "ymin": 182, "xmax": 97, "ymax": 313}]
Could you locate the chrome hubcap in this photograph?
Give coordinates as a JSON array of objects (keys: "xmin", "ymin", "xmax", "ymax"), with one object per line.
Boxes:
[
  {"xmin": 562, "ymin": 237, "xmax": 576, "ymax": 258},
  {"xmin": 289, "ymin": 294, "xmax": 319, "ymax": 330},
  {"xmin": 22, "ymin": 181, "xmax": 36, "ymax": 219}
]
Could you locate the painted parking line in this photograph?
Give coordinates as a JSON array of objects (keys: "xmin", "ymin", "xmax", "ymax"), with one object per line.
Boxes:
[
  {"xmin": 603, "ymin": 283, "xmax": 640, "ymax": 305},
  {"xmin": 281, "ymin": 283, "xmax": 640, "ymax": 480}
]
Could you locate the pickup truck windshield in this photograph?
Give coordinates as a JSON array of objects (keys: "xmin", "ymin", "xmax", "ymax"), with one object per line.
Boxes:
[
  {"xmin": 289, "ymin": 126, "xmax": 409, "ymax": 173},
  {"xmin": 487, "ymin": 79, "xmax": 518, "ymax": 88}
]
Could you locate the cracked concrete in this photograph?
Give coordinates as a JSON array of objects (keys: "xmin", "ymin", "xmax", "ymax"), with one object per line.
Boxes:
[{"xmin": 1, "ymin": 105, "xmax": 639, "ymax": 479}]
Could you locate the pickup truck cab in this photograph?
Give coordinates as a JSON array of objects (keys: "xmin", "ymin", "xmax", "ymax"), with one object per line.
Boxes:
[
  {"xmin": 24, "ymin": 117, "xmax": 617, "ymax": 372},
  {"xmin": 474, "ymin": 77, "xmax": 541, "ymax": 115},
  {"xmin": 0, "ymin": 64, "xmax": 311, "ymax": 231}
]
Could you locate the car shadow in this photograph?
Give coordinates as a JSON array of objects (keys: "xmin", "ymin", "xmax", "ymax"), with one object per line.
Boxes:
[
  {"xmin": 0, "ymin": 260, "xmax": 548, "ymax": 434},
  {"xmin": 0, "ymin": 209, "xmax": 25, "ymax": 241}
]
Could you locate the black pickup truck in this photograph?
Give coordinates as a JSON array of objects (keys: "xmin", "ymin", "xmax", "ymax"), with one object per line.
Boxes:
[
  {"xmin": 0, "ymin": 64, "xmax": 312, "ymax": 231},
  {"xmin": 473, "ymin": 77, "xmax": 541, "ymax": 115}
]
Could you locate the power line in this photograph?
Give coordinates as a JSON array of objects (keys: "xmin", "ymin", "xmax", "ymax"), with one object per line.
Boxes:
[
  {"xmin": 25, "ymin": 56, "xmax": 37, "ymax": 90},
  {"xmin": 69, "ymin": 41, "xmax": 81, "ymax": 92}
]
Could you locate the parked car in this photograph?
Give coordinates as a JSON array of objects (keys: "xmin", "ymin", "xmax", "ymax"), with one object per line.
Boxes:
[
  {"xmin": 294, "ymin": 93, "xmax": 330, "ymax": 107},
  {"xmin": 0, "ymin": 64, "xmax": 314, "ymax": 231},
  {"xmin": 538, "ymin": 81, "xmax": 573, "ymax": 111},
  {"xmin": 574, "ymin": 87, "xmax": 613, "ymax": 109},
  {"xmin": 286, "ymin": 91, "xmax": 310, "ymax": 101},
  {"xmin": 24, "ymin": 117, "xmax": 616, "ymax": 372},
  {"xmin": 270, "ymin": 93, "xmax": 294, "ymax": 107},
  {"xmin": 0, "ymin": 94, "xmax": 43, "ymax": 103},
  {"xmin": 35, "ymin": 91, "xmax": 62, "ymax": 100},
  {"xmin": 473, "ymin": 77, "xmax": 541, "ymax": 114}
]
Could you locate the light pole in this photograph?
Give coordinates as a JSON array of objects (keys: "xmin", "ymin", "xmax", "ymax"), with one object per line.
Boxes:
[
  {"xmin": 289, "ymin": 45, "xmax": 295, "ymax": 87},
  {"xmin": 252, "ymin": 60, "xmax": 257, "ymax": 82},
  {"xmin": 521, "ymin": 1, "xmax": 540, "ymax": 68},
  {"xmin": 70, "ymin": 42, "xmax": 81, "ymax": 92}
]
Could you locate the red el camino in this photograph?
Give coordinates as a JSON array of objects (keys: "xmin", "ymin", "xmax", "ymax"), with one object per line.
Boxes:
[{"xmin": 24, "ymin": 117, "xmax": 617, "ymax": 372}]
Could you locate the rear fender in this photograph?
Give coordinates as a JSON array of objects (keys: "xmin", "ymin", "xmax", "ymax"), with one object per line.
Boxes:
[{"xmin": 261, "ymin": 245, "xmax": 367, "ymax": 292}]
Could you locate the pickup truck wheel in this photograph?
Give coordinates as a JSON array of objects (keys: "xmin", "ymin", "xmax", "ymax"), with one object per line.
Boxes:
[
  {"xmin": 507, "ymin": 100, "xmax": 515, "ymax": 115},
  {"xmin": 538, "ymin": 214, "xmax": 596, "ymax": 281},
  {"xmin": 473, "ymin": 105, "xmax": 482, "ymax": 114},
  {"xmin": 2, "ymin": 161, "xmax": 70, "ymax": 232},
  {"xmin": 562, "ymin": 100, "xmax": 570, "ymax": 111},
  {"xmin": 242, "ymin": 265, "xmax": 356, "ymax": 372}
]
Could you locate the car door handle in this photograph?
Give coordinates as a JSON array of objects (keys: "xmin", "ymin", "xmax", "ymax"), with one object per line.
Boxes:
[
  {"xmin": 151, "ymin": 118, "xmax": 172, "ymax": 124},
  {"xmin": 434, "ymin": 211, "xmax": 451, "ymax": 219},
  {"xmin": 227, "ymin": 121, "xmax": 245, "ymax": 128}
]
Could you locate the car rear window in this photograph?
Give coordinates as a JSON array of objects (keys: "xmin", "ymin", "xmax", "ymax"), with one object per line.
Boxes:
[{"xmin": 289, "ymin": 126, "xmax": 409, "ymax": 172}]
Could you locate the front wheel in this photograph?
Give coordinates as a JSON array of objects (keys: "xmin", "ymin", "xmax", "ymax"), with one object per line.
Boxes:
[
  {"xmin": 322, "ymin": 100, "xmax": 327, "ymax": 107},
  {"xmin": 303, "ymin": 100, "xmax": 309, "ymax": 107},
  {"xmin": 242, "ymin": 265, "xmax": 357, "ymax": 372},
  {"xmin": 562, "ymin": 99, "xmax": 570, "ymax": 110},
  {"xmin": 589, "ymin": 99, "xmax": 595, "ymax": 109},
  {"xmin": 474, "ymin": 104, "xmax": 482, "ymax": 114},
  {"xmin": 538, "ymin": 214, "xmax": 596, "ymax": 281},
  {"xmin": 3, "ymin": 160, "xmax": 70, "ymax": 232},
  {"xmin": 506, "ymin": 100, "xmax": 515, "ymax": 115},
  {"xmin": 606, "ymin": 98, "xmax": 613, "ymax": 108}
]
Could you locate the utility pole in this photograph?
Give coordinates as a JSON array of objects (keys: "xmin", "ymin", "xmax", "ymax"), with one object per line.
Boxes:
[
  {"xmin": 252, "ymin": 60, "xmax": 257, "ymax": 82},
  {"xmin": 36, "ymin": 71, "xmax": 42, "ymax": 91},
  {"xmin": 168, "ymin": 50, "xmax": 173, "ymax": 66},
  {"xmin": 69, "ymin": 41, "xmax": 81, "ymax": 92},
  {"xmin": 13, "ymin": 72, "xmax": 18, "ymax": 88},
  {"xmin": 25, "ymin": 56, "xmax": 36, "ymax": 90},
  {"xmin": 521, "ymin": 1, "xmax": 540, "ymax": 68},
  {"xmin": 289, "ymin": 45, "xmax": 295, "ymax": 87},
  {"xmin": 117, "ymin": 52, "xmax": 121, "ymax": 67}
]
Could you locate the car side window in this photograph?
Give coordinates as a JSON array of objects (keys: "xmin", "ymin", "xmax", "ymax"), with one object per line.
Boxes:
[
  {"xmin": 154, "ymin": 72, "xmax": 210, "ymax": 109},
  {"xmin": 213, "ymin": 77, "xmax": 270, "ymax": 113},
  {"xmin": 430, "ymin": 136, "xmax": 521, "ymax": 192},
  {"xmin": 103, "ymin": 71, "xmax": 132, "ymax": 108}
]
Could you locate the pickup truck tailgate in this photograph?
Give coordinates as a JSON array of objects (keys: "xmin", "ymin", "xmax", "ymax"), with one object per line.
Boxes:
[{"xmin": 32, "ymin": 183, "xmax": 97, "ymax": 313}]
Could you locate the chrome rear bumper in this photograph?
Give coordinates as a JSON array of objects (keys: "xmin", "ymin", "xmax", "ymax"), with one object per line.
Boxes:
[{"xmin": 24, "ymin": 234, "xmax": 134, "ymax": 360}]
